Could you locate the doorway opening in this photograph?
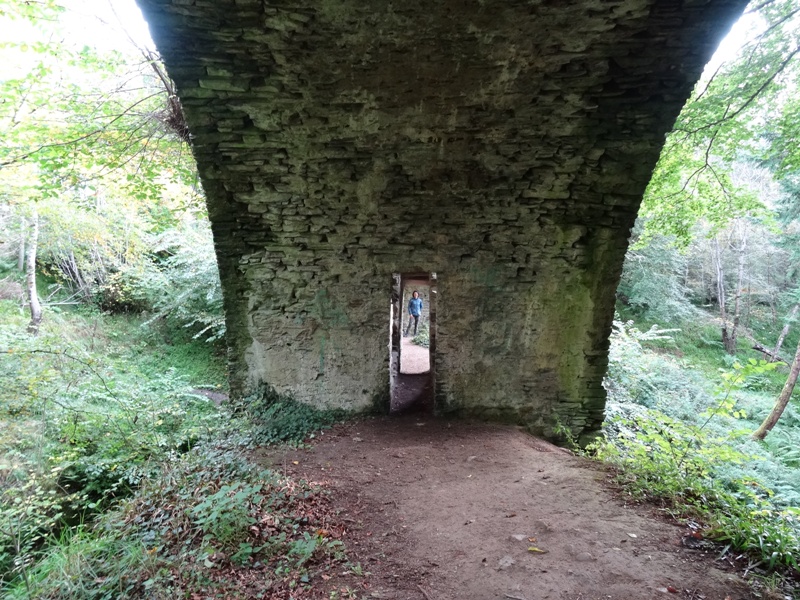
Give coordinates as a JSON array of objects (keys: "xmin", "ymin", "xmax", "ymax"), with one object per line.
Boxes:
[{"xmin": 389, "ymin": 272, "xmax": 436, "ymax": 414}]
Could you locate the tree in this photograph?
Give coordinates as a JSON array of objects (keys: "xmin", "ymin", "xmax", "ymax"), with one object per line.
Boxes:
[
  {"xmin": 640, "ymin": 0, "xmax": 800, "ymax": 245},
  {"xmin": 618, "ymin": 225, "xmax": 696, "ymax": 323},
  {"xmin": 752, "ymin": 337, "xmax": 800, "ymax": 439},
  {"xmin": 714, "ymin": 219, "xmax": 750, "ymax": 354},
  {"xmin": 0, "ymin": 1, "xmax": 202, "ymax": 313},
  {"xmin": 771, "ymin": 302, "xmax": 799, "ymax": 360},
  {"xmin": 25, "ymin": 211, "xmax": 41, "ymax": 333}
]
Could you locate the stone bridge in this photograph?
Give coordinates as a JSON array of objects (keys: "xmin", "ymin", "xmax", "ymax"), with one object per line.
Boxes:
[{"xmin": 137, "ymin": 0, "xmax": 747, "ymax": 443}]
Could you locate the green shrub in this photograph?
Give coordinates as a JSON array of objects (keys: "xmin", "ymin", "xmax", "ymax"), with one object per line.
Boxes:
[
  {"xmin": 0, "ymin": 306, "xmax": 224, "ymax": 585},
  {"xmin": 595, "ymin": 406, "xmax": 800, "ymax": 569},
  {"xmin": 411, "ymin": 324, "xmax": 430, "ymax": 348},
  {"xmin": 191, "ymin": 481, "xmax": 263, "ymax": 551},
  {"xmin": 244, "ymin": 385, "xmax": 346, "ymax": 445},
  {"xmin": 601, "ymin": 317, "xmax": 800, "ymax": 572},
  {"xmin": 3, "ymin": 438, "xmax": 348, "ymax": 599}
]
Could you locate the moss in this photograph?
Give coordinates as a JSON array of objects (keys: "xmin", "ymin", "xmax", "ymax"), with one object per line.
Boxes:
[{"xmin": 370, "ymin": 380, "xmax": 391, "ymax": 414}]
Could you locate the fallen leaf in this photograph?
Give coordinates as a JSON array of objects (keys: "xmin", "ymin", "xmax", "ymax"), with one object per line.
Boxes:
[
  {"xmin": 667, "ymin": 586, "xmax": 678, "ymax": 593},
  {"xmin": 528, "ymin": 546, "xmax": 548, "ymax": 553},
  {"xmin": 292, "ymin": 461, "xmax": 299, "ymax": 465}
]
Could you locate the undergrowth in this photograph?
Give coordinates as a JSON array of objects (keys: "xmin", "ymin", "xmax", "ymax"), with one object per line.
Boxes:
[
  {"xmin": 4, "ymin": 437, "xmax": 350, "ymax": 599},
  {"xmin": 0, "ymin": 301, "xmax": 226, "ymax": 590},
  {"xmin": 243, "ymin": 384, "xmax": 347, "ymax": 445},
  {"xmin": 0, "ymin": 301, "xmax": 357, "ymax": 597},
  {"xmin": 411, "ymin": 324, "xmax": 430, "ymax": 348},
  {"xmin": 599, "ymin": 317, "xmax": 800, "ymax": 574}
]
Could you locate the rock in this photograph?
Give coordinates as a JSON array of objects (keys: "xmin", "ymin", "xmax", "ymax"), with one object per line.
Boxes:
[
  {"xmin": 498, "ymin": 555, "xmax": 515, "ymax": 570},
  {"xmin": 534, "ymin": 519, "xmax": 554, "ymax": 533}
]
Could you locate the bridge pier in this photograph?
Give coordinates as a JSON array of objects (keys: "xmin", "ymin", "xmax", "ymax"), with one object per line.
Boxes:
[{"xmin": 138, "ymin": 0, "xmax": 748, "ymax": 441}]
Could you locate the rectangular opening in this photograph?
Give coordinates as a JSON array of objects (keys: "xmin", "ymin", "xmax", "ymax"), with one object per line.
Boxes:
[{"xmin": 389, "ymin": 272, "xmax": 436, "ymax": 414}]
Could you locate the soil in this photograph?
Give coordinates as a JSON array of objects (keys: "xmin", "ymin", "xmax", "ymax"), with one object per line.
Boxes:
[
  {"xmin": 266, "ymin": 417, "xmax": 758, "ymax": 600},
  {"xmin": 391, "ymin": 338, "xmax": 434, "ymax": 415},
  {"xmin": 400, "ymin": 336, "xmax": 430, "ymax": 375}
]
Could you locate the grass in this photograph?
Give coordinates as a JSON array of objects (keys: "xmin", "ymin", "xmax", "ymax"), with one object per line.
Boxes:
[
  {"xmin": 0, "ymin": 299, "xmax": 356, "ymax": 597},
  {"xmin": 0, "ymin": 300, "xmax": 226, "ymax": 588},
  {"xmin": 5, "ymin": 439, "xmax": 350, "ymax": 599}
]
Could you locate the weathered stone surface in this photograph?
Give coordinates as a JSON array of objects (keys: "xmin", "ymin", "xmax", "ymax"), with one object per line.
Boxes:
[{"xmin": 137, "ymin": 0, "xmax": 747, "ymax": 440}]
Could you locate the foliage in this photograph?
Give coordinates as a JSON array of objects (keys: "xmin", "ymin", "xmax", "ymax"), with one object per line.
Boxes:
[
  {"xmin": 244, "ymin": 385, "xmax": 347, "ymax": 446},
  {"xmin": 0, "ymin": 0, "xmax": 225, "ymax": 338},
  {"xmin": 0, "ymin": 0, "xmax": 209, "ymax": 319},
  {"xmin": 3, "ymin": 439, "xmax": 349, "ymax": 599},
  {"xmin": 601, "ymin": 314, "xmax": 800, "ymax": 571},
  {"xmin": 120, "ymin": 221, "xmax": 225, "ymax": 341},
  {"xmin": 598, "ymin": 408, "xmax": 800, "ymax": 570},
  {"xmin": 0, "ymin": 468, "xmax": 75, "ymax": 592},
  {"xmin": 639, "ymin": 0, "xmax": 800, "ymax": 244},
  {"xmin": 0, "ymin": 300, "xmax": 225, "ymax": 587},
  {"xmin": 618, "ymin": 229, "xmax": 697, "ymax": 323},
  {"xmin": 604, "ymin": 317, "xmax": 688, "ymax": 411},
  {"xmin": 411, "ymin": 323, "xmax": 430, "ymax": 348},
  {"xmin": 0, "ymin": 3, "xmax": 193, "ymax": 201}
]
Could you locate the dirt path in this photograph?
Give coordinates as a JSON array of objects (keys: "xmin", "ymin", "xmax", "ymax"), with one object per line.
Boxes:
[
  {"xmin": 400, "ymin": 336, "xmax": 430, "ymax": 374},
  {"xmin": 269, "ymin": 417, "xmax": 754, "ymax": 600}
]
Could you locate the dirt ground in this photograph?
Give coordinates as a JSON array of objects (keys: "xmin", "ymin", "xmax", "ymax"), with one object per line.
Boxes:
[
  {"xmin": 268, "ymin": 417, "xmax": 757, "ymax": 600},
  {"xmin": 400, "ymin": 337, "xmax": 430, "ymax": 374},
  {"xmin": 392, "ymin": 338, "xmax": 433, "ymax": 414}
]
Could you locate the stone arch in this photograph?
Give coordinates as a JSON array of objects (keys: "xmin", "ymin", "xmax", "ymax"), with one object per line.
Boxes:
[{"xmin": 137, "ymin": 0, "xmax": 748, "ymax": 442}]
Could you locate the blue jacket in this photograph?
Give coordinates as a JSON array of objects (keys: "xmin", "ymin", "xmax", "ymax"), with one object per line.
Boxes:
[{"xmin": 408, "ymin": 297, "xmax": 423, "ymax": 316}]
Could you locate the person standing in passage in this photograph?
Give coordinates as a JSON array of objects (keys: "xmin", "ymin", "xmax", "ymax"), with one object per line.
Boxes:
[{"xmin": 405, "ymin": 290, "xmax": 423, "ymax": 337}]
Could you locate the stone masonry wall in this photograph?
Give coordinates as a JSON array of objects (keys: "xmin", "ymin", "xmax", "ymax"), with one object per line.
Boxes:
[{"xmin": 137, "ymin": 0, "xmax": 747, "ymax": 441}]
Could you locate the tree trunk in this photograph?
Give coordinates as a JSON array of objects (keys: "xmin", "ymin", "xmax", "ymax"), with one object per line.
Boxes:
[
  {"xmin": 753, "ymin": 338, "xmax": 800, "ymax": 440},
  {"xmin": 17, "ymin": 217, "xmax": 26, "ymax": 272},
  {"xmin": 714, "ymin": 238, "xmax": 736, "ymax": 354},
  {"xmin": 26, "ymin": 212, "xmax": 42, "ymax": 334},
  {"xmin": 728, "ymin": 223, "xmax": 748, "ymax": 354},
  {"xmin": 772, "ymin": 303, "xmax": 799, "ymax": 363}
]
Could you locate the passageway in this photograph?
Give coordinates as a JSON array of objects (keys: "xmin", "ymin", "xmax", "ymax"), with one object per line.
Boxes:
[
  {"xmin": 390, "ymin": 370, "xmax": 433, "ymax": 414},
  {"xmin": 392, "ymin": 337, "xmax": 432, "ymax": 414},
  {"xmin": 391, "ymin": 276, "xmax": 434, "ymax": 414}
]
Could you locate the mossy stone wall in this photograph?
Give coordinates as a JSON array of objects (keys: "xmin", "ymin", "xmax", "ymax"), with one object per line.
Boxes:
[{"xmin": 137, "ymin": 0, "xmax": 747, "ymax": 441}]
